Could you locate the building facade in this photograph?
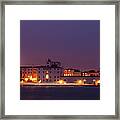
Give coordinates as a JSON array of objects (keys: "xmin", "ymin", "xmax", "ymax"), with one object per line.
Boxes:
[
  {"xmin": 20, "ymin": 59, "xmax": 63, "ymax": 83},
  {"xmin": 63, "ymin": 69, "xmax": 81, "ymax": 76},
  {"xmin": 20, "ymin": 59, "xmax": 100, "ymax": 83}
]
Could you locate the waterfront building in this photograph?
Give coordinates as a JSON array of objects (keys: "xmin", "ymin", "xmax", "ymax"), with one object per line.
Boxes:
[
  {"xmin": 20, "ymin": 59, "xmax": 100, "ymax": 83},
  {"xmin": 38, "ymin": 59, "xmax": 63, "ymax": 83},
  {"xmin": 20, "ymin": 66, "xmax": 39, "ymax": 82},
  {"xmin": 89, "ymin": 70, "xmax": 100, "ymax": 76},
  {"xmin": 63, "ymin": 69, "xmax": 81, "ymax": 76},
  {"xmin": 20, "ymin": 59, "xmax": 63, "ymax": 83},
  {"xmin": 81, "ymin": 70, "xmax": 100, "ymax": 77}
]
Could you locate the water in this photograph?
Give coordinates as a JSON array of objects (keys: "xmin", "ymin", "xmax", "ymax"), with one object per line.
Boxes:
[{"xmin": 20, "ymin": 85, "xmax": 100, "ymax": 100}]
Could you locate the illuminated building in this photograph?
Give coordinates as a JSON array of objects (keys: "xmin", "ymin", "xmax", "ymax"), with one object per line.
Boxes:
[
  {"xmin": 20, "ymin": 66, "xmax": 39, "ymax": 82},
  {"xmin": 38, "ymin": 59, "xmax": 63, "ymax": 83},
  {"xmin": 93, "ymin": 79, "xmax": 100, "ymax": 86},
  {"xmin": 20, "ymin": 59, "xmax": 63, "ymax": 83},
  {"xmin": 63, "ymin": 69, "xmax": 81, "ymax": 76},
  {"xmin": 20, "ymin": 59, "xmax": 100, "ymax": 83},
  {"xmin": 81, "ymin": 70, "xmax": 100, "ymax": 76}
]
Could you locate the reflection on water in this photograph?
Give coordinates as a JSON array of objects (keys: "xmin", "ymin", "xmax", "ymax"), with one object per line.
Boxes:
[{"xmin": 20, "ymin": 85, "xmax": 100, "ymax": 100}]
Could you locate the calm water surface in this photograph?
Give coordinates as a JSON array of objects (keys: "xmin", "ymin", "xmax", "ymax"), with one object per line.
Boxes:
[{"xmin": 20, "ymin": 85, "xmax": 100, "ymax": 100}]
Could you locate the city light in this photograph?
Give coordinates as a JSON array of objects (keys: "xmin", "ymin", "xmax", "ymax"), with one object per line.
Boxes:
[
  {"xmin": 32, "ymin": 78, "xmax": 37, "ymax": 81},
  {"xmin": 39, "ymin": 80, "xmax": 41, "ymax": 83},
  {"xmin": 30, "ymin": 76, "xmax": 32, "ymax": 80},
  {"xmin": 20, "ymin": 59, "xmax": 100, "ymax": 86},
  {"xmin": 78, "ymin": 80, "xmax": 82, "ymax": 84},
  {"xmin": 97, "ymin": 80, "xmax": 100, "ymax": 83},
  {"xmin": 76, "ymin": 80, "xmax": 84, "ymax": 85},
  {"xmin": 93, "ymin": 79, "xmax": 96, "ymax": 82},
  {"xmin": 46, "ymin": 74, "xmax": 49, "ymax": 79},
  {"xmin": 24, "ymin": 78, "xmax": 28, "ymax": 81},
  {"xmin": 57, "ymin": 80, "xmax": 66, "ymax": 84},
  {"xmin": 95, "ymin": 80, "xmax": 100, "ymax": 86},
  {"xmin": 83, "ymin": 79, "xmax": 86, "ymax": 82}
]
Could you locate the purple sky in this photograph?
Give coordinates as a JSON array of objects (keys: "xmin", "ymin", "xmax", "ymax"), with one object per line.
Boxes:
[{"xmin": 20, "ymin": 20, "xmax": 100, "ymax": 70}]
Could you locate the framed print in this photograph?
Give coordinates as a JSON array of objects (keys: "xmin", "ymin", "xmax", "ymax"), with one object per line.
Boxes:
[
  {"xmin": 20, "ymin": 20, "xmax": 100, "ymax": 100},
  {"xmin": 0, "ymin": 0, "xmax": 119, "ymax": 119}
]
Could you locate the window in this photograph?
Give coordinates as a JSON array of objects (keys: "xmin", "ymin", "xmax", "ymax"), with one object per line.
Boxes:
[
  {"xmin": 57, "ymin": 71, "xmax": 59, "ymax": 73},
  {"xmin": 57, "ymin": 76, "xmax": 59, "ymax": 78},
  {"xmin": 54, "ymin": 76, "xmax": 56, "ymax": 78}
]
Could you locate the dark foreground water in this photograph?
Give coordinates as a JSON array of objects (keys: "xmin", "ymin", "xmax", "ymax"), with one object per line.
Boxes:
[{"xmin": 20, "ymin": 85, "xmax": 100, "ymax": 100}]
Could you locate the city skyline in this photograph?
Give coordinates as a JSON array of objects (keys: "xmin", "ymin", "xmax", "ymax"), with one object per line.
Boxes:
[{"xmin": 20, "ymin": 20, "xmax": 100, "ymax": 70}]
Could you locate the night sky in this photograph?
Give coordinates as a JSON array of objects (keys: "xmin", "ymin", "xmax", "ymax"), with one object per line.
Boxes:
[{"xmin": 20, "ymin": 20, "xmax": 100, "ymax": 70}]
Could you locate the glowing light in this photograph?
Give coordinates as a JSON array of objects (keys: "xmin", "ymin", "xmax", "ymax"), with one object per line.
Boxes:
[
  {"xmin": 85, "ymin": 73, "xmax": 88, "ymax": 76},
  {"xmin": 39, "ymin": 80, "xmax": 41, "ymax": 83},
  {"xmin": 30, "ymin": 76, "xmax": 32, "ymax": 80},
  {"xmin": 24, "ymin": 78, "xmax": 28, "ymax": 81},
  {"xmin": 46, "ymin": 74, "xmax": 49, "ymax": 79},
  {"xmin": 76, "ymin": 80, "xmax": 83, "ymax": 85},
  {"xmin": 95, "ymin": 80, "xmax": 100, "ymax": 86},
  {"xmin": 97, "ymin": 80, "xmax": 100, "ymax": 83},
  {"xmin": 32, "ymin": 78, "xmax": 37, "ymax": 81},
  {"xmin": 64, "ymin": 82, "xmax": 66, "ymax": 84},
  {"xmin": 59, "ymin": 80, "xmax": 63, "ymax": 84},
  {"xmin": 57, "ymin": 80, "xmax": 66, "ymax": 84},
  {"xmin": 20, "ymin": 80, "xmax": 24, "ymax": 83},
  {"xmin": 78, "ymin": 80, "xmax": 82, "ymax": 84},
  {"xmin": 64, "ymin": 74, "xmax": 67, "ymax": 76},
  {"xmin": 64, "ymin": 70, "xmax": 67, "ymax": 72}
]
